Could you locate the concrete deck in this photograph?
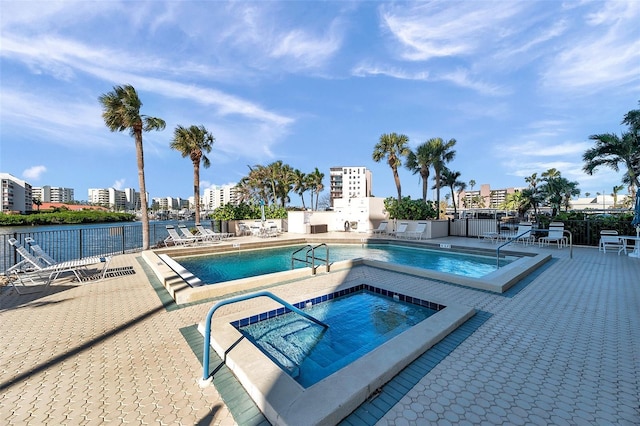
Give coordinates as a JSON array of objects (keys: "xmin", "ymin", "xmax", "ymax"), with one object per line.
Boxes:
[{"xmin": 1, "ymin": 232, "xmax": 638, "ymax": 425}]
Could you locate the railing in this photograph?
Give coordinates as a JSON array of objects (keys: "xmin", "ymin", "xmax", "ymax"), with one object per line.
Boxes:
[
  {"xmin": 496, "ymin": 228, "xmax": 573, "ymax": 268},
  {"xmin": 198, "ymin": 290, "xmax": 329, "ymax": 387},
  {"xmin": 291, "ymin": 243, "xmax": 330, "ymax": 275},
  {"xmin": 0, "ymin": 221, "xmax": 209, "ymax": 273}
]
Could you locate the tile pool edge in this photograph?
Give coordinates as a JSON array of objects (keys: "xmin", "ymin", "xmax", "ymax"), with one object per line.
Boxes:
[{"xmin": 198, "ymin": 286, "xmax": 475, "ymax": 426}]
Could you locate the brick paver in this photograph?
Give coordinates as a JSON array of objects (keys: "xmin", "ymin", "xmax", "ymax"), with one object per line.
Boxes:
[{"xmin": 1, "ymin": 235, "xmax": 638, "ymax": 425}]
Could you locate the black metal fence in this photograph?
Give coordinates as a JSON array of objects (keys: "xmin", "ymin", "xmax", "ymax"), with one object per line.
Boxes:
[
  {"xmin": 0, "ymin": 221, "xmax": 209, "ymax": 273},
  {"xmin": 448, "ymin": 218, "xmax": 636, "ymax": 246}
]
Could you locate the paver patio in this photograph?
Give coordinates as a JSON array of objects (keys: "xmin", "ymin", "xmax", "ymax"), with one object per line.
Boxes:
[{"xmin": 1, "ymin": 234, "xmax": 638, "ymax": 425}]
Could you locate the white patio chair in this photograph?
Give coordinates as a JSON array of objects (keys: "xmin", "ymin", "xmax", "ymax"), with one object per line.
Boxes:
[
  {"xmin": 599, "ymin": 230, "xmax": 626, "ymax": 254},
  {"xmin": 406, "ymin": 222, "xmax": 427, "ymax": 240},
  {"xmin": 538, "ymin": 222, "xmax": 567, "ymax": 248},
  {"xmin": 371, "ymin": 221, "xmax": 388, "ymax": 237}
]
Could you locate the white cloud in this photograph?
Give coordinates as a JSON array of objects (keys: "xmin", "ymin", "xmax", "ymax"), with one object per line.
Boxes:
[
  {"xmin": 113, "ymin": 179, "xmax": 125, "ymax": 190},
  {"xmin": 23, "ymin": 165, "xmax": 47, "ymax": 180}
]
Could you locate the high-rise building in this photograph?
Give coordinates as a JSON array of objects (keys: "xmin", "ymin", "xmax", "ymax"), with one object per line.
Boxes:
[
  {"xmin": 0, "ymin": 173, "xmax": 33, "ymax": 213},
  {"xmin": 88, "ymin": 188, "xmax": 143, "ymax": 210},
  {"xmin": 32, "ymin": 185, "xmax": 74, "ymax": 203},
  {"xmin": 202, "ymin": 184, "xmax": 239, "ymax": 210},
  {"xmin": 460, "ymin": 184, "xmax": 523, "ymax": 209},
  {"xmin": 329, "ymin": 166, "xmax": 372, "ymax": 206}
]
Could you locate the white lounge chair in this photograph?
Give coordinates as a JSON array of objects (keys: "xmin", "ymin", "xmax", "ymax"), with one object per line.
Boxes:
[
  {"xmin": 538, "ymin": 222, "xmax": 567, "ymax": 248},
  {"xmin": 371, "ymin": 221, "xmax": 388, "ymax": 237},
  {"xmin": 6, "ymin": 238, "xmax": 111, "ymax": 293},
  {"xmin": 393, "ymin": 222, "xmax": 409, "ymax": 239},
  {"xmin": 505, "ymin": 222, "xmax": 535, "ymax": 245},
  {"xmin": 237, "ymin": 223, "xmax": 252, "ymax": 236},
  {"xmin": 25, "ymin": 237, "xmax": 57, "ymax": 266},
  {"xmin": 406, "ymin": 222, "xmax": 427, "ymax": 240},
  {"xmin": 599, "ymin": 230, "xmax": 626, "ymax": 254},
  {"xmin": 164, "ymin": 225, "xmax": 196, "ymax": 246},
  {"xmin": 262, "ymin": 221, "xmax": 279, "ymax": 238}
]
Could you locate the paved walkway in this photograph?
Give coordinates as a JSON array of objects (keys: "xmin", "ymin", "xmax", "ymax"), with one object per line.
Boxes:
[{"xmin": 0, "ymin": 235, "xmax": 638, "ymax": 425}]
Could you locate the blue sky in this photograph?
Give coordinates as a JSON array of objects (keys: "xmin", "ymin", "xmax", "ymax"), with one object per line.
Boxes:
[{"xmin": 1, "ymin": 1, "xmax": 639, "ymax": 205}]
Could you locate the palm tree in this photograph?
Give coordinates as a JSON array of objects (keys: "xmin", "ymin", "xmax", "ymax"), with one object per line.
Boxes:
[
  {"xmin": 584, "ymin": 103, "xmax": 640, "ymax": 192},
  {"xmin": 306, "ymin": 168, "xmax": 325, "ymax": 211},
  {"xmin": 405, "ymin": 142, "xmax": 436, "ymax": 203},
  {"xmin": 427, "ymin": 137, "xmax": 456, "ymax": 219},
  {"xmin": 469, "ymin": 179, "xmax": 476, "ymax": 191},
  {"xmin": 33, "ymin": 198, "xmax": 42, "ymax": 212},
  {"xmin": 99, "ymin": 84, "xmax": 165, "ymax": 250},
  {"xmin": 611, "ymin": 184, "xmax": 624, "ymax": 207},
  {"xmin": 373, "ymin": 133, "xmax": 410, "ymax": 203},
  {"xmin": 292, "ymin": 169, "xmax": 308, "ymax": 209},
  {"xmin": 437, "ymin": 167, "xmax": 465, "ymax": 217},
  {"xmin": 170, "ymin": 125, "xmax": 214, "ymax": 225}
]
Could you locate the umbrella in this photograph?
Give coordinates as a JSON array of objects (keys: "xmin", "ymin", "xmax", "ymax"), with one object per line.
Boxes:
[{"xmin": 260, "ymin": 199, "xmax": 266, "ymax": 224}]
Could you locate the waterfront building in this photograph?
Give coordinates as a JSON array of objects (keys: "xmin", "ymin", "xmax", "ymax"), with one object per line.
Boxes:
[
  {"xmin": 88, "ymin": 188, "xmax": 144, "ymax": 211},
  {"xmin": 202, "ymin": 185, "xmax": 239, "ymax": 210},
  {"xmin": 0, "ymin": 172, "xmax": 33, "ymax": 213},
  {"xmin": 32, "ymin": 185, "xmax": 75, "ymax": 203},
  {"xmin": 329, "ymin": 166, "xmax": 372, "ymax": 207}
]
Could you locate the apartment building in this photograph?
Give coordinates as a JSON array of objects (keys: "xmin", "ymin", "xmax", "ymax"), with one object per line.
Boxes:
[
  {"xmin": 459, "ymin": 184, "xmax": 522, "ymax": 209},
  {"xmin": 32, "ymin": 185, "xmax": 74, "ymax": 203},
  {"xmin": 88, "ymin": 188, "xmax": 143, "ymax": 211},
  {"xmin": 151, "ymin": 197, "xmax": 188, "ymax": 211},
  {"xmin": 202, "ymin": 184, "xmax": 239, "ymax": 210},
  {"xmin": 0, "ymin": 173, "xmax": 33, "ymax": 213},
  {"xmin": 329, "ymin": 166, "xmax": 372, "ymax": 207}
]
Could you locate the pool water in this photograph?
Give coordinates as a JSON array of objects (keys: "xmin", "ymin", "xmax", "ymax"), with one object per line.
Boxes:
[
  {"xmin": 237, "ymin": 289, "xmax": 437, "ymax": 387},
  {"xmin": 178, "ymin": 244, "xmax": 510, "ymax": 284}
]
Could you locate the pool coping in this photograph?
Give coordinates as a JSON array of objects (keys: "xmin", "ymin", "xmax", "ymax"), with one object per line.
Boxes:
[
  {"xmin": 142, "ymin": 239, "xmax": 551, "ymax": 304},
  {"xmin": 198, "ymin": 283, "xmax": 476, "ymax": 426}
]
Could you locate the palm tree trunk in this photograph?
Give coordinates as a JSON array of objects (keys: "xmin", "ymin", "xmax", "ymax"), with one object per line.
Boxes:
[
  {"xmin": 135, "ymin": 131, "xmax": 150, "ymax": 250},
  {"xmin": 393, "ymin": 167, "xmax": 402, "ymax": 203},
  {"xmin": 193, "ymin": 162, "xmax": 201, "ymax": 225}
]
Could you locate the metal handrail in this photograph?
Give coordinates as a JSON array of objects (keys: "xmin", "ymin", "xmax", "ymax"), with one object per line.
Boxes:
[
  {"xmin": 496, "ymin": 228, "xmax": 573, "ymax": 268},
  {"xmin": 291, "ymin": 243, "xmax": 330, "ymax": 275},
  {"xmin": 307, "ymin": 243, "xmax": 329, "ymax": 275},
  {"xmin": 199, "ymin": 290, "xmax": 329, "ymax": 387}
]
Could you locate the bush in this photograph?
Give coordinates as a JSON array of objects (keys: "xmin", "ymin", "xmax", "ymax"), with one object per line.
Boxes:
[
  {"xmin": 210, "ymin": 202, "xmax": 288, "ymax": 221},
  {"xmin": 383, "ymin": 197, "xmax": 437, "ymax": 220}
]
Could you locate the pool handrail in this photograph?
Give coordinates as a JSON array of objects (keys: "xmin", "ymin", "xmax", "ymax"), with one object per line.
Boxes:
[
  {"xmin": 199, "ymin": 290, "xmax": 329, "ymax": 387},
  {"xmin": 496, "ymin": 227, "xmax": 573, "ymax": 267},
  {"xmin": 291, "ymin": 243, "xmax": 330, "ymax": 275}
]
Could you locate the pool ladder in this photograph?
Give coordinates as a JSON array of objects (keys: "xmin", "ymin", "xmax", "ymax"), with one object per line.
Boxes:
[{"xmin": 291, "ymin": 243, "xmax": 330, "ymax": 275}]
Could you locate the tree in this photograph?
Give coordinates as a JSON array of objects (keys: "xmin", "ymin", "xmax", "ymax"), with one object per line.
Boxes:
[
  {"xmin": 306, "ymin": 167, "xmax": 325, "ymax": 211},
  {"xmin": 436, "ymin": 167, "xmax": 465, "ymax": 217},
  {"xmin": 405, "ymin": 141, "xmax": 436, "ymax": 203},
  {"xmin": 540, "ymin": 169, "xmax": 580, "ymax": 216},
  {"xmin": 469, "ymin": 179, "xmax": 476, "ymax": 191},
  {"xmin": 292, "ymin": 169, "xmax": 308, "ymax": 209},
  {"xmin": 170, "ymin": 125, "xmax": 214, "ymax": 225},
  {"xmin": 373, "ymin": 133, "xmax": 410, "ymax": 203},
  {"xmin": 33, "ymin": 198, "xmax": 42, "ymax": 212},
  {"xmin": 99, "ymin": 84, "xmax": 165, "ymax": 250},
  {"xmin": 583, "ymin": 102, "xmax": 640, "ymax": 193},
  {"xmin": 427, "ymin": 137, "xmax": 456, "ymax": 219},
  {"xmin": 611, "ymin": 184, "xmax": 624, "ymax": 207}
]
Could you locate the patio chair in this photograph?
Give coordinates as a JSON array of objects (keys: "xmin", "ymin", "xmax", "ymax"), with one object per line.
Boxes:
[
  {"xmin": 406, "ymin": 222, "xmax": 427, "ymax": 240},
  {"xmin": 505, "ymin": 222, "xmax": 535, "ymax": 245},
  {"xmin": 393, "ymin": 222, "xmax": 409, "ymax": 239},
  {"xmin": 371, "ymin": 221, "xmax": 388, "ymax": 237},
  {"xmin": 538, "ymin": 222, "xmax": 567, "ymax": 248},
  {"xmin": 164, "ymin": 225, "xmax": 196, "ymax": 246},
  {"xmin": 262, "ymin": 221, "xmax": 279, "ymax": 238},
  {"xmin": 25, "ymin": 237, "xmax": 57, "ymax": 266},
  {"xmin": 6, "ymin": 238, "xmax": 111, "ymax": 293},
  {"xmin": 599, "ymin": 230, "xmax": 626, "ymax": 254},
  {"xmin": 237, "ymin": 223, "xmax": 252, "ymax": 236}
]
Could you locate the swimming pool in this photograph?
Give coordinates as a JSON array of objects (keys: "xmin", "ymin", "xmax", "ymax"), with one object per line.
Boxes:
[
  {"xmin": 177, "ymin": 243, "xmax": 512, "ymax": 284},
  {"xmin": 236, "ymin": 288, "xmax": 438, "ymax": 387},
  {"xmin": 202, "ymin": 282, "xmax": 475, "ymax": 425}
]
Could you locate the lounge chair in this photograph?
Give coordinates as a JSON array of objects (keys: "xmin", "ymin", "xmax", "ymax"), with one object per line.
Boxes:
[
  {"xmin": 25, "ymin": 237, "xmax": 57, "ymax": 266},
  {"xmin": 393, "ymin": 222, "xmax": 409, "ymax": 239},
  {"xmin": 6, "ymin": 238, "xmax": 111, "ymax": 293},
  {"xmin": 538, "ymin": 222, "xmax": 567, "ymax": 248},
  {"xmin": 371, "ymin": 221, "xmax": 388, "ymax": 237},
  {"xmin": 406, "ymin": 222, "xmax": 427, "ymax": 240},
  {"xmin": 599, "ymin": 230, "xmax": 626, "ymax": 254},
  {"xmin": 178, "ymin": 224, "xmax": 210, "ymax": 243},
  {"xmin": 164, "ymin": 225, "xmax": 197, "ymax": 246},
  {"xmin": 262, "ymin": 221, "xmax": 279, "ymax": 238},
  {"xmin": 505, "ymin": 222, "xmax": 535, "ymax": 245},
  {"xmin": 195, "ymin": 224, "xmax": 232, "ymax": 241},
  {"xmin": 237, "ymin": 223, "xmax": 252, "ymax": 236},
  {"xmin": 250, "ymin": 222, "xmax": 263, "ymax": 237}
]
